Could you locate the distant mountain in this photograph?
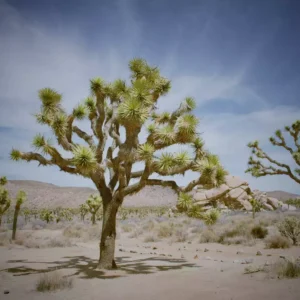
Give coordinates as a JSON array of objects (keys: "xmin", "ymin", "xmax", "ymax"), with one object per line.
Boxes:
[
  {"xmin": 5, "ymin": 180, "xmax": 299, "ymax": 209},
  {"xmin": 265, "ymin": 190, "xmax": 300, "ymax": 202},
  {"xmin": 5, "ymin": 180, "xmax": 177, "ymax": 209}
]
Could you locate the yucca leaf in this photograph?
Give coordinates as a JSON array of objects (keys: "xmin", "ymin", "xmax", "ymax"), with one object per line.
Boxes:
[
  {"xmin": 137, "ymin": 143, "xmax": 155, "ymax": 161},
  {"xmin": 10, "ymin": 149, "xmax": 21, "ymax": 161},
  {"xmin": 90, "ymin": 77, "xmax": 106, "ymax": 96},
  {"xmin": 177, "ymin": 192, "xmax": 193, "ymax": 212},
  {"xmin": 73, "ymin": 103, "xmax": 88, "ymax": 120},
  {"xmin": 72, "ymin": 145, "xmax": 97, "ymax": 172}
]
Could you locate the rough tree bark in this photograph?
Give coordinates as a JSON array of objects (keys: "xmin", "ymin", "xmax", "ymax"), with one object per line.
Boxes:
[{"xmin": 97, "ymin": 198, "xmax": 119, "ymax": 269}]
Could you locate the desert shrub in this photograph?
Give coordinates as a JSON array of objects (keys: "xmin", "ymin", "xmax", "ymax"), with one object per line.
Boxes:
[
  {"xmin": 63, "ymin": 225, "xmax": 84, "ymax": 238},
  {"xmin": 128, "ymin": 227, "xmax": 144, "ymax": 238},
  {"xmin": 156, "ymin": 223, "xmax": 174, "ymax": 238},
  {"xmin": 144, "ymin": 234, "xmax": 159, "ymax": 243},
  {"xmin": 251, "ymin": 225, "xmax": 268, "ymax": 239},
  {"xmin": 36, "ymin": 271, "xmax": 73, "ymax": 292},
  {"xmin": 271, "ymin": 258, "xmax": 300, "ymax": 279},
  {"xmin": 265, "ymin": 234, "xmax": 291, "ymax": 249},
  {"xmin": 199, "ymin": 229, "xmax": 219, "ymax": 243},
  {"xmin": 277, "ymin": 216, "xmax": 300, "ymax": 245},
  {"xmin": 202, "ymin": 209, "xmax": 220, "ymax": 226},
  {"xmin": 47, "ymin": 237, "xmax": 73, "ymax": 248},
  {"xmin": 222, "ymin": 235, "xmax": 255, "ymax": 246},
  {"xmin": 121, "ymin": 224, "xmax": 134, "ymax": 233},
  {"xmin": 172, "ymin": 228, "xmax": 188, "ymax": 242},
  {"xmin": 0, "ymin": 232, "xmax": 10, "ymax": 246},
  {"xmin": 219, "ymin": 221, "xmax": 251, "ymax": 241},
  {"xmin": 142, "ymin": 220, "xmax": 156, "ymax": 231}
]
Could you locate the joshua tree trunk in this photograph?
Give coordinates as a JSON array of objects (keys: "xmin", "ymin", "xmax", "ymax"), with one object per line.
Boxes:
[
  {"xmin": 0, "ymin": 215, "xmax": 2, "ymax": 227},
  {"xmin": 97, "ymin": 200, "xmax": 119, "ymax": 270},
  {"xmin": 92, "ymin": 213, "xmax": 96, "ymax": 225},
  {"xmin": 12, "ymin": 206, "xmax": 20, "ymax": 240}
]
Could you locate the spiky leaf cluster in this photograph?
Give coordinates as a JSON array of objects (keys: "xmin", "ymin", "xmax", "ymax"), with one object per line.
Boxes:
[{"xmin": 202, "ymin": 208, "xmax": 220, "ymax": 226}]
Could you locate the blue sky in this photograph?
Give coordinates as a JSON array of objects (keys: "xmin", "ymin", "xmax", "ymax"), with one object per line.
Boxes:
[{"xmin": 0, "ymin": 0, "xmax": 300, "ymax": 193}]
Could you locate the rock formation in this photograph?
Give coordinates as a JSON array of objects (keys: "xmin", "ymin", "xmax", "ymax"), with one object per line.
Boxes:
[{"xmin": 189, "ymin": 175, "xmax": 285, "ymax": 211}]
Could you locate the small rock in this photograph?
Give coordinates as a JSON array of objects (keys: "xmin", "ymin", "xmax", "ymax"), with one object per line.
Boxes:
[
  {"xmin": 178, "ymin": 248, "xmax": 181, "ymax": 251},
  {"xmin": 160, "ymin": 254, "xmax": 166, "ymax": 256},
  {"xmin": 264, "ymin": 261, "xmax": 271, "ymax": 266},
  {"xmin": 3, "ymin": 290, "xmax": 9, "ymax": 295},
  {"xmin": 153, "ymin": 247, "xmax": 157, "ymax": 250},
  {"xmin": 220, "ymin": 269, "xmax": 224, "ymax": 272},
  {"xmin": 236, "ymin": 250, "xmax": 244, "ymax": 255},
  {"xmin": 153, "ymin": 252, "xmax": 157, "ymax": 255},
  {"xmin": 168, "ymin": 254, "xmax": 172, "ymax": 257},
  {"xmin": 267, "ymin": 254, "xmax": 272, "ymax": 256},
  {"xmin": 119, "ymin": 248, "xmax": 124, "ymax": 252},
  {"xmin": 214, "ymin": 259, "xmax": 218, "ymax": 261},
  {"xmin": 256, "ymin": 251, "xmax": 262, "ymax": 256},
  {"xmin": 233, "ymin": 260, "xmax": 241, "ymax": 263},
  {"xmin": 188, "ymin": 241, "xmax": 192, "ymax": 244},
  {"xmin": 221, "ymin": 260, "xmax": 224, "ymax": 262},
  {"xmin": 181, "ymin": 254, "xmax": 184, "ymax": 259},
  {"xmin": 280, "ymin": 255, "xmax": 286, "ymax": 259},
  {"xmin": 194, "ymin": 255, "xmax": 198, "ymax": 259},
  {"xmin": 216, "ymin": 250, "xmax": 223, "ymax": 253},
  {"xmin": 130, "ymin": 250, "xmax": 137, "ymax": 253},
  {"xmin": 205, "ymin": 256, "xmax": 212, "ymax": 260},
  {"xmin": 196, "ymin": 249, "xmax": 199, "ymax": 252},
  {"xmin": 150, "ymin": 252, "xmax": 153, "ymax": 254},
  {"xmin": 241, "ymin": 258, "xmax": 253, "ymax": 264},
  {"xmin": 204, "ymin": 248, "xmax": 209, "ymax": 252}
]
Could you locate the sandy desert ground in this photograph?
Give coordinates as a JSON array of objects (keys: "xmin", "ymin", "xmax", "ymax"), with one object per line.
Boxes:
[{"xmin": 0, "ymin": 211, "xmax": 300, "ymax": 300}]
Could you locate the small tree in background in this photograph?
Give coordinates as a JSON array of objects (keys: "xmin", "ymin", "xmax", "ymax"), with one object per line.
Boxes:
[
  {"xmin": 86, "ymin": 194, "xmax": 102, "ymax": 225},
  {"xmin": 0, "ymin": 176, "xmax": 11, "ymax": 226},
  {"xmin": 12, "ymin": 190, "xmax": 27, "ymax": 240},
  {"xmin": 11, "ymin": 58, "xmax": 226, "ymax": 269},
  {"xmin": 246, "ymin": 120, "xmax": 300, "ymax": 184},
  {"xmin": 249, "ymin": 197, "xmax": 262, "ymax": 219},
  {"xmin": 40, "ymin": 209, "xmax": 54, "ymax": 224},
  {"xmin": 278, "ymin": 216, "xmax": 300, "ymax": 245},
  {"xmin": 79, "ymin": 203, "xmax": 89, "ymax": 221}
]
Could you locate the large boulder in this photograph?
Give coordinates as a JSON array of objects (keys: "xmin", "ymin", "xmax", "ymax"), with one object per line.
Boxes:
[{"xmin": 190, "ymin": 175, "xmax": 281, "ymax": 212}]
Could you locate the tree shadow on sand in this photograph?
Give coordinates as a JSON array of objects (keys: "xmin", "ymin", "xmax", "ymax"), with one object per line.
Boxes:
[{"xmin": 2, "ymin": 256, "xmax": 199, "ymax": 280}]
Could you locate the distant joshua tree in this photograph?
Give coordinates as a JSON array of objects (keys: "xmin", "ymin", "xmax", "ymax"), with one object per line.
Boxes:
[
  {"xmin": 246, "ymin": 120, "xmax": 300, "ymax": 184},
  {"xmin": 0, "ymin": 176, "xmax": 10, "ymax": 226},
  {"xmin": 11, "ymin": 58, "xmax": 227, "ymax": 269}
]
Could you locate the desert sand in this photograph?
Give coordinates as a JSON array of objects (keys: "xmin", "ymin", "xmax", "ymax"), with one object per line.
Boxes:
[{"xmin": 1, "ymin": 212, "xmax": 300, "ymax": 300}]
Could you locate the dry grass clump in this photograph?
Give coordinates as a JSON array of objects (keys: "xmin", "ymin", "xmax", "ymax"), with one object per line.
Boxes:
[
  {"xmin": 0, "ymin": 232, "xmax": 10, "ymax": 246},
  {"xmin": 251, "ymin": 224, "xmax": 268, "ymax": 239},
  {"xmin": 221, "ymin": 235, "xmax": 256, "ymax": 246},
  {"xmin": 156, "ymin": 222, "xmax": 175, "ymax": 238},
  {"xmin": 265, "ymin": 234, "xmax": 291, "ymax": 249},
  {"xmin": 142, "ymin": 219, "xmax": 156, "ymax": 231},
  {"xmin": 121, "ymin": 224, "xmax": 135, "ymax": 233},
  {"xmin": 128, "ymin": 227, "xmax": 144, "ymax": 238},
  {"xmin": 171, "ymin": 228, "xmax": 188, "ymax": 243},
  {"xmin": 277, "ymin": 216, "xmax": 300, "ymax": 245},
  {"xmin": 63, "ymin": 224, "xmax": 100, "ymax": 241},
  {"xmin": 36, "ymin": 270, "xmax": 73, "ymax": 292},
  {"xmin": 199, "ymin": 229, "xmax": 219, "ymax": 243},
  {"xmin": 270, "ymin": 258, "xmax": 300, "ymax": 279},
  {"xmin": 144, "ymin": 234, "xmax": 159, "ymax": 243}
]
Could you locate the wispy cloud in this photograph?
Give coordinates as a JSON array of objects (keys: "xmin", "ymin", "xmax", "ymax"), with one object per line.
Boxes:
[{"xmin": 0, "ymin": 0, "xmax": 299, "ymax": 194}]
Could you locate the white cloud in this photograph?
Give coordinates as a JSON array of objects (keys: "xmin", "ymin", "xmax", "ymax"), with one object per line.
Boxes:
[{"xmin": 0, "ymin": 1, "xmax": 299, "ymax": 194}]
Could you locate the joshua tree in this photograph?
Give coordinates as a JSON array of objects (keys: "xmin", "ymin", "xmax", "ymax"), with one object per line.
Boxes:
[
  {"xmin": 12, "ymin": 190, "xmax": 27, "ymax": 240},
  {"xmin": 11, "ymin": 58, "xmax": 226, "ymax": 269},
  {"xmin": 40, "ymin": 209, "xmax": 54, "ymax": 224},
  {"xmin": 249, "ymin": 197, "xmax": 262, "ymax": 219},
  {"xmin": 0, "ymin": 176, "xmax": 11, "ymax": 226},
  {"xmin": 246, "ymin": 120, "xmax": 300, "ymax": 184},
  {"xmin": 79, "ymin": 203, "xmax": 89, "ymax": 221},
  {"xmin": 86, "ymin": 194, "xmax": 102, "ymax": 225}
]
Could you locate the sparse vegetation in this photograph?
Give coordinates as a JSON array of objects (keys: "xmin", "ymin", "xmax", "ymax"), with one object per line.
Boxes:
[
  {"xmin": 0, "ymin": 176, "xmax": 11, "ymax": 227},
  {"xmin": 36, "ymin": 271, "xmax": 73, "ymax": 292},
  {"xmin": 202, "ymin": 208, "xmax": 220, "ymax": 226},
  {"xmin": 249, "ymin": 198, "xmax": 262, "ymax": 219},
  {"xmin": 251, "ymin": 224, "xmax": 268, "ymax": 239},
  {"xmin": 265, "ymin": 234, "xmax": 291, "ymax": 249},
  {"xmin": 271, "ymin": 258, "xmax": 300, "ymax": 279},
  {"xmin": 277, "ymin": 216, "xmax": 300, "ymax": 245}
]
